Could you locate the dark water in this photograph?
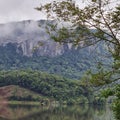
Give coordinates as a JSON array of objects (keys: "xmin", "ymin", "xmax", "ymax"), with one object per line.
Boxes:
[{"xmin": 0, "ymin": 103, "xmax": 115, "ymax": 120}]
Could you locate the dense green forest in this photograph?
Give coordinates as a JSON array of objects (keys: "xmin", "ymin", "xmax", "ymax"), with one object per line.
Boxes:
[
  {"xmin": 0, "ymin": 70, "xmax": 92, "ymax": 104},
  {"xmin": 0, "ymin": 42, "xmax": 111, "ymax": 79},
  {"xmin": 0, "ymin": 45, "xmax": 119, "ymax": 118}
]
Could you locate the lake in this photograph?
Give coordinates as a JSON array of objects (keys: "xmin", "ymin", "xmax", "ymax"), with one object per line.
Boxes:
[{"xmin": 0, "ymin": 103, "xmax": 115, "ymax": 120}]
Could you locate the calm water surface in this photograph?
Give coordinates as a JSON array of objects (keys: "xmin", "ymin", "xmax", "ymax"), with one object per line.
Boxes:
[{"xmin": 0, "ymin": 103, "xmax": 115, "ymax": 120}]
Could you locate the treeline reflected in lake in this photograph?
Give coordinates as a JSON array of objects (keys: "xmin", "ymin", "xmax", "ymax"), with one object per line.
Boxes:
[{"xmin": 0, "ymin": 103, "xmax": 115, "ymax": 120}]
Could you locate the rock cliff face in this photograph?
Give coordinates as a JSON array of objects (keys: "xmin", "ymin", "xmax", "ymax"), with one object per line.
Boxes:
[
  {"xmin": 0, "ymin": 20, "xmax": 74, "ymax": 57},
  {"xmin": 0, "ymin": 20, "xmax": 113, "ymax": 79}
]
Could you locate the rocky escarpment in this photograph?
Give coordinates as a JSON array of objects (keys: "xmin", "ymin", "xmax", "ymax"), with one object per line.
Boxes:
[{"xmin": 0, "ymin": 20, "xmax": 75, "ymax": 57}]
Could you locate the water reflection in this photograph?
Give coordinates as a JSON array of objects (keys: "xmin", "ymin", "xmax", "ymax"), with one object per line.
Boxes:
[{"xmin": 0, "ymin": 103, "xmax": 115, "ymax": 120}]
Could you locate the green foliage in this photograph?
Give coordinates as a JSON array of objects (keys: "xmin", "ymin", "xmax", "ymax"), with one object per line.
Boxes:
[
  {"xmin": 36, "ymin": 0, "xmax": 120, "ymax": 119},
  {"xmin": 0, "ymin": 43, "xmax": 105, "ymax": 79},
  {"xmin": 113, "ymin": 100, "xmax": 120, "ymax": 120},
  {"xmin": 100, "ymin": 88, "xmax": 114, "ymax": 98},
  {"xmin": 36, "ymin": 0, "xmax": 120, "ymax": 81},
  {"xmin": 113, "ymin": 85, "xmax": 120, "ymax": 120},
  {"xmin": 115, "ymin": 85, "xmax": 120, "ymax": 99},
  {"xmin": 93, "ymin": 96, "xmax": 106, "ymax": 105},
  {"xmin": 82, "ymin": 66, "xmax": 112, "ymax": 87},
  {"xmin": 0, "ymin": 70, "xmax": 91, "ymax": 104},
  {"xmin": 89, "ymin": 71, "xmax": 111, "ymax": 86}
]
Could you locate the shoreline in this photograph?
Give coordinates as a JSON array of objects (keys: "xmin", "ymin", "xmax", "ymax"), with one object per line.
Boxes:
[{"xmin": 0, "ymin": 100, "xmax": 44, "ymax": 105}]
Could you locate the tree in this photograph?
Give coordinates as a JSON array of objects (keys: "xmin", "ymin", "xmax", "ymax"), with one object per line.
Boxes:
[
  {"xmin": 36, "ymin": 0, "xmax": 120, "ymax": 119},
  {"xmin": 36, "ymin": 0, "xmax": 120, "ymax": 83}
]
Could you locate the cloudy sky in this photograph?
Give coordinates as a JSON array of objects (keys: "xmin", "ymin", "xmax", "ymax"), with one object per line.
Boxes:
[
  {"xmin": 0, "ymin": 0, "xmax": 85, "ymax": 24},
  {"xmin": 0, "ymin": 0, "xmax": 51, "ymax": 23},
  {"xmin": 0, "ymin": 0, "xmax": 119, "ymax": 24}
]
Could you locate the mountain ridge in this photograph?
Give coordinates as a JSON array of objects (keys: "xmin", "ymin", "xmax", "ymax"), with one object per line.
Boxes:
[
  {"xmin": 0, "ymin": 20, "xmax": 111, "ymax": 79},
  {"xmin": 0, "ymin": 20, "xmax": 75, "ymax": 57}
]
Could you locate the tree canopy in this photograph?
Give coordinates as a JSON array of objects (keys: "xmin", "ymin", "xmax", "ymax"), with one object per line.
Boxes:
[
  {"xmin": 36, "ymin": 1, "xmax": 120, "ymax": 119},
  {"xmin": 36, "ymin": 0, "xmax": 120, "ymax": 83}
]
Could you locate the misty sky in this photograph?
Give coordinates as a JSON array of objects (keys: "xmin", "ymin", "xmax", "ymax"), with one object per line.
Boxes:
[
  {"xmin": 0, "ymin": 0, "xmax": 119, "ymax": 24},
  {"xmin": 0, "ymin": 0, "xmax": 84, "ymax": 24},
  {"xmin": 0, "ymin": 0, "xmax": 50, "ymax": 23}
]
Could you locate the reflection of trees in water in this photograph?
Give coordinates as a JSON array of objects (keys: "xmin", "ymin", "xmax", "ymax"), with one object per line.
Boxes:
[
  {"xmin": 92, "ymin": 105, "xmax": 114, "ymax": 120},
  {"xmin": 0, "ymin": 104, "xmax": 114, "ymax": 120},
  {"xmin": 0, "ymin": 103, "xmax": 13, "ymax": 119},
  {"xmin": 20, "ymin": 104, "xmax": 114, "ymax": 120},
  {"xmin": 0, "ymin": 104, "xmax": 48, "ymax": 120},
  {"xmin": 20, "ymin": 105, "xmax": 89, "ymax": 120}
]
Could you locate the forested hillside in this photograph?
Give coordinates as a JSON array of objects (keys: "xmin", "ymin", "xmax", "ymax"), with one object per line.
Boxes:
[
  {"xmin": 0, "ymin": 20, "xmax": 112, "ymax": 79},
  {"xmin": 0, "ymin": 40, "xmax": 111, "ymax": 79},
  {"xmin": 0, "ymin": 70, "xmax": 92, "ymax": 104}
]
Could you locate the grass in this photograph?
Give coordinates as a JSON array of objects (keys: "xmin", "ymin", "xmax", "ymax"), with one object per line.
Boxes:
[{"xmin": 7, "ymin": 101, "xmax": 43, "ymax": 105}]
